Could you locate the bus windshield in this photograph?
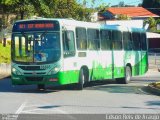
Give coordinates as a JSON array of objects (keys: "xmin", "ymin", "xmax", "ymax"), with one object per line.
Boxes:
[{"xmin": 12, "ymin": 32, "xmax": 61, "ymax": 64}]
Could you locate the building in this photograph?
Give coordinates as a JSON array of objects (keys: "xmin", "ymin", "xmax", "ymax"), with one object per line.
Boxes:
[
  {"xmin": 147, "ymin": 32, "xmax": 160, "ymax": 50},
  {"xmin": 98, "ymin": 7, "xmax": 159, "ymax": 21}
]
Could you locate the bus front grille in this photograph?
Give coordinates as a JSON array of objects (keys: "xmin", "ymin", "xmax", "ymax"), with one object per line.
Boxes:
[
  {"xmin": 25, "ymin": 77, "xmax": 44, "ymax": 81},
  {"xmin": 19, "ymin": 66, "xmax": 41, "ymax": 70}
]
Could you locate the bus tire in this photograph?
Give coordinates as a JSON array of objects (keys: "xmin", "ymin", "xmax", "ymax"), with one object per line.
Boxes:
[
  {"xmin": 76, "ymin": 69, "xmax": 85, "ymax": 90},
  {"xmin": 116, "ymin": 66, "xmax": 131, "ymax": 84},
  {"xmin": 124, "ymin": 66, "xmax": 131, "ymax": 84},
  {"xmin": 37, "ymin": 84, "xmax": 45, "ymax": 90}
]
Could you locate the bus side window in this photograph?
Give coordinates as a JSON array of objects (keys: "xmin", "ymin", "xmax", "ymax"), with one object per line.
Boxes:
[
  {"xmin": 112, "ymin": 30, "xmax": 122, "ymax": 50},
  {"xmin": 123, "ymin": 31, "xmax": 132, "ymax": 50},
  {"xmin": 63, "ymin": 31, "xmax": 75, "ymax": 57},
  {"xmin": 87, "ymin": 29, "xmax": 100, "ymax": 50},
  {"xmin": 100, "ymin": 30, "xmax": 111, "ymax": 50},
  {"xmin": 141, "ymin": 33, "xmax": 147, "ymax": 50},
  {"xmin": 76, "ymin": 27, "xmax": 87, "ymax": 50},
  {"xmin": 132, "ymin": 32, "xmax": 141, "ymax": 50}
]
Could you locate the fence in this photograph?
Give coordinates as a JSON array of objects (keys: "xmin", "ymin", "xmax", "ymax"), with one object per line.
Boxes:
[
  {"xmin": 0, "ymin": 63, "xmax": 11, "ymax": 76},
  {"xmin": 148, "ymin": 52, "xmax": 160, "ymax": 70}
]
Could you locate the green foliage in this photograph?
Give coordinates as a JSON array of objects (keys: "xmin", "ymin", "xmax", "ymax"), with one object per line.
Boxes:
[
  {"xmin": 0, "ymin": 43, "xmax": 11, "ymax": 63},
  {"xmin": 142, "ymin": 0, "xmax": 160, "ymax": 8},
  {"xmin": 144, "ymin": 17, "xmax": 157, "ymax": 32},
  {"xmin": 0, "ymin": 0, "xmax": 95, "ymax": 21},
  {"xmin": 117, "ymin": 14, "xmax": 131, "ymax": 20},
  {"xmin": 7, "ymin": 41, "xmax": 11, "ymax": 45}
]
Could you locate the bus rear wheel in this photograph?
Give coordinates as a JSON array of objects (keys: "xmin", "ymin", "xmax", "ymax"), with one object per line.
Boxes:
[
  {"xmin": 116, "ymin": 66, "xmax": 131, "ymax": 84},
  {"xmin": 125, "ymin": 66, "xmax": 131, "ymax": 84}
]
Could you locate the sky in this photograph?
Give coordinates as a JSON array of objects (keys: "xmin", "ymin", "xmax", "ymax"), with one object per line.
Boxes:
[
  {"xmin": 102, "ymin": 0, "xmax": 142, "ymax": 6},
  {"xmin": 78, "ymin": 0, "xmax": 143, "ymax": 7}
]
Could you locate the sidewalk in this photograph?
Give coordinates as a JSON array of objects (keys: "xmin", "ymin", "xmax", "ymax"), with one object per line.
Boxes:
[
  {"xmin": 0, "ymin": 63, "xmax": 11, "ymax": 80},
  {"xmin": 0, "ymin": 74, "xmax": 10, "ymax": 80}
]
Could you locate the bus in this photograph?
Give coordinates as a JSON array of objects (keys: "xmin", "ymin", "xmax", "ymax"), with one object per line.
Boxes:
[{"xmin": 11, "ymin": 18, "xmax": 148, "ymax": 90}]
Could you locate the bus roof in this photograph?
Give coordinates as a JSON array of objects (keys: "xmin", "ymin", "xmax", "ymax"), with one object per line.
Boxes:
[{"xmin": 13, "ymin": 18, "xmax": 146, "ymax": 32}]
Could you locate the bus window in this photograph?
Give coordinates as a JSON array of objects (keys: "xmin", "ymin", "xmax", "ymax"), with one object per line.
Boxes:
[
  {"xmin": 13, "ymin": 34, "xmax": 34, "ymax": 62},
  {"xmin": 100, "ymin": 30, "xmax": 111, "ymax": 50},
  {"xmin": 132, "ymin": 32, "xmax": 141, "ymax": 50},
  {"xmin": 76, "ymin": 27, "xmax": 87, "ymax": 50},
  {"xmin": 63, "ymin": 30, "xmax": 75, "ymax": 57},
  {"xmin": 87, "ymin": 29, "xmax": 100, "ymax": 50},
  {"xmin": 141, "ymin": 33, "xmax": 147, "ymax": 50},
  {"xmin": 123, "ymin": 32, "xmax": 132, "ymax": 50},
  {"xmin": 112, "ymin": 30, "xmax": 122, "ymax": 50}
]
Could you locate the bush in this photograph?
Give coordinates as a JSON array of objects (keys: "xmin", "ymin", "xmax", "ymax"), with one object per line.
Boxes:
[
  {"xmin": 7, "ymin": 40, "xmax": 11, "ymax": 45},
  {"xmin": 0, "ymin": 43, "xmax": 11, "ymax": 63}
]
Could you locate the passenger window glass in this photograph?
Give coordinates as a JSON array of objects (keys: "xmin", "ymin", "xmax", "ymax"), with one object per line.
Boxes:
[
  {"xmin": 87, "ymin": 29, "xmax": 100, "ymax": 50},
  {"xmin": 141, "ymin": 33, "xmax": 147, "ymax": 50},
  {"xmin": 63, "ymin": 30, "xmax": 75, "ymax": 57},
  {"xmin": 112, "ymin": 30, "xmax": 122, "ymax": 50},
  {"xmin": 132, "ymin": 32, "xmax": 141, "ymax": 50},
  {"xmin": 123, "ymin": 32, "xmax": 132, "ymax": 50},
  {"xmin": 100, "ymin": 30, "xmax": 111, "ymax": 50},
  {"xmin": 76, "ymin": 27, "xmax": 87, "ymax": 50}
]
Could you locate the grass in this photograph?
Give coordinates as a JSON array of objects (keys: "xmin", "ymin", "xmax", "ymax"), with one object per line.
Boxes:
[
  {"xmin": 150, "ymin": 82, "xmax": 160, "ymax": 89},
  {"xmin": 0, "ymin": 43, "xmax": 11, "ymax": 64}
]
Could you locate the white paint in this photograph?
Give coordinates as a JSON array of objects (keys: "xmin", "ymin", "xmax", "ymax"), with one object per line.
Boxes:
[
  {"xmin": 22, "ymin": 108, "xmax": 68, "ymax": 114},
  {"xmin": 15, "ymin": 101, "xmax": 27, "ymax": 114},
  {"xmin": 98, "ymin": 20, "xmax": 144, "ymax": 28}
]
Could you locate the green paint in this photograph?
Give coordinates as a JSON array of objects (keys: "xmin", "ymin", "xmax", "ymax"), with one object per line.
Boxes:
[
  {"xmin": 132, "ymin": 53, "xmax": 148, "ymax": 76},
  {"xmin": 58, "ymin": 70, "xmax": 79, "ymax": 84},
  {"xmin": 11, "ymin": 52, "xmax": 148, "ymax": 86}
]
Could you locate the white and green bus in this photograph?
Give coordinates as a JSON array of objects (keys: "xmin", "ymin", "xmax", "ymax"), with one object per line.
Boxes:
[{"xmin": 11, "ymin": 18, "xmax": 148, "ymax": 90}]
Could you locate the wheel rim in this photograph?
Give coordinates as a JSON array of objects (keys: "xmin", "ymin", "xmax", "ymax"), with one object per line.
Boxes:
[
  {"xmin": 81, "ymin": 70, "xmax": 85, "ymax": 85},
  {"xmin": 126, "ymin": 67, "xmax": 131, "ymax": 82}
]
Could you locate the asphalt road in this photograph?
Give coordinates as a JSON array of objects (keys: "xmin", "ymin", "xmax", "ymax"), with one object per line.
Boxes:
[{"xmin": 0, "ymin": 70, "xmax": 160, "ymax": 116}]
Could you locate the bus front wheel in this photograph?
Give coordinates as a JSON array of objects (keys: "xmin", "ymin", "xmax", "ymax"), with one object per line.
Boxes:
[{"xmin": 76, "ymin": 69, "xmax": 85, "ymax": 90}]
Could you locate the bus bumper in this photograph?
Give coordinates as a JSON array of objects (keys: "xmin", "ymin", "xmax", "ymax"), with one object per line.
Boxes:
[{"xmin": 11, "ymin": 74, "xmax": 60, "ymax": 85}]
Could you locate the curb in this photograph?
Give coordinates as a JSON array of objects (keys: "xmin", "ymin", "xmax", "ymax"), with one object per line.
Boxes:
[
  {"xmin": 146, "ymin": 83, "xmax": 160, "ymax": 96},
  {"xmin": 0, "ymin": 75, "xmax": 11, "ymax": 80}
]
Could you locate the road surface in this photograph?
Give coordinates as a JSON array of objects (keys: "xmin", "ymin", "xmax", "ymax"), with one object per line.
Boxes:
[{"xmin": 0, "ymin": 69, "xmax": 160, "ymax": 115}]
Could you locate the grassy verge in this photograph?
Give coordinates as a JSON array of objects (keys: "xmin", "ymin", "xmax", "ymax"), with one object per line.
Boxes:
[
  {"xmin": 0, "ymin": 43, "xmax": 11, "ymax": 64},
  {"xmin": 151, "ymin": 82, "xmax": 160, "ymax": 89}
]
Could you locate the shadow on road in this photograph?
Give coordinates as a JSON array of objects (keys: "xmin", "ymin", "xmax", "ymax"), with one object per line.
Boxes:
[
  {"xmin": 0, "ymin": 78, "xmax": 119, "ymax": 93},
  {"xmin": 0, "ymin": 77, "xmax": 155, "ymax": 95},
  {"xmin": 146, "ymin": 101, "xmax": 160, "ymax": 106}
]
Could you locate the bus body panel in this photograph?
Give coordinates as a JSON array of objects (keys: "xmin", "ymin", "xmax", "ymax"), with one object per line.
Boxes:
[
  {"xmin": 11, "ymin": 18, "xmax": 148, "ymax": 87},
  {"xmin": 113, "ymin": 51, "xmax": 125, "ymax": 79}
]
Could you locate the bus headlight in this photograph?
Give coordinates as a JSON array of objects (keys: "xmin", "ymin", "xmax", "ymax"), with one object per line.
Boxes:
[
  {"xmin": 12, "ymin": 67, "xmax": 22, "ymax": 75},
  {"xmin": 48, "ymin": 66, "xmax": 61, "ymax": 75}
]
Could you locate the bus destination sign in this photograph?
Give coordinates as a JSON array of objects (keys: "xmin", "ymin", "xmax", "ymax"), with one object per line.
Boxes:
[
  {"xmin": 13, "ymin": 20, "xmax": 60, "ymax": 32},
  {"xmin": 19, "ymin": 23, "xmax": 54, "ymax": 29}
]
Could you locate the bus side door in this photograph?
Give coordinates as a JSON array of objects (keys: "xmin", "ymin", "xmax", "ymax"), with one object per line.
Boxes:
[{"xmin": 62, "ymin": 30, "xmax": 77, "ymax": 84}]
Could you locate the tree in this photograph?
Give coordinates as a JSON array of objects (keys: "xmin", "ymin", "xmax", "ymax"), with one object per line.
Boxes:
[
  {"xmin": 118, "ymin": 1, "xmax": 125, "ymax": 7},
  {"xmin": 33, "ymin": 0, "xmax": 93, "ymax": 21},
  {"xmin": 117, "ymin": 14, "xmax": 131, "ymax": 20},
  {"xmin": 0, "ymin": 0, "xmax": 94, "ymax": 24},
  {"xmin": 1, "ymin": 0, "xmax": 35, "ymax": 20},
  {"xmin": 142, "ymin": 0, "xmax": 160, "ymax": 8},
  {"xmin": 144, "ymin": 17, "xmax": 157, "ymax": 32}
]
